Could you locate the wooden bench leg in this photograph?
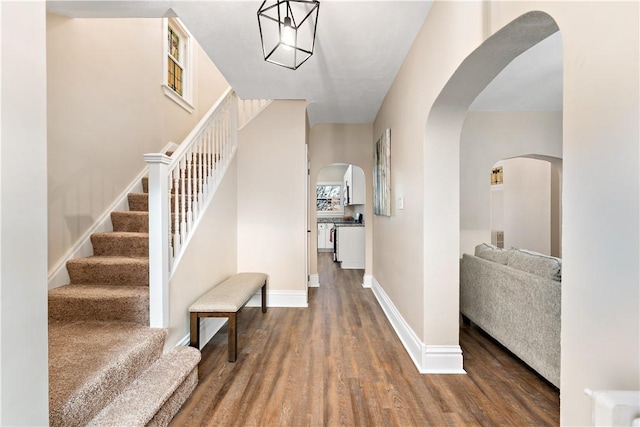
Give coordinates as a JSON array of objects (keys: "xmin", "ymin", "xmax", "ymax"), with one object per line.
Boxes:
[
  {"xmin": 189, "ymin": 312, "xmax": 200, "ymax": 349},
  {"xmin": 228, "ymin": 312, "xmax": 237, "ymax": 362},
  {"xmin": 261, "ymin": 282, "xmax": 267, "ymax": 314}
]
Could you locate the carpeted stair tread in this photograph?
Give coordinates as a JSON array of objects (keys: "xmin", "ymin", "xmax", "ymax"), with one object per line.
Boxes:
[
  {"xmin": 49, "ymin": 157, "xmax": 200, "ymax": 427},
  {"xmin": 147, "ymin": 368, "xmax": 198, "ymax": 427},
  {"xmin": 111, "ymin": 211, "xmax": 149, "ymax": 232},
  {"xmin": 49, "ymin": 284, "xmax": 149, "ymax": 324},
  {"xmin": 91, "ymin": 231, "xmax": 149, "ymax": 257},
  {"xmin": 49, "ymin": 322, "xmax": 167, "ymax": 427},
  {"xmin": 87, "ymin": 347, "xmax": 201, "ymax": 427},
  {"xmin": 142, "ymin": 176, "xmax": 206, "ymax": 194},
  {"xmin": 128, "ymin": 192, "xmax": 196, "ymax": 213},
  {"xmin": 112, "ymin": 211, "xmax": 183, "ymax": 236},
  {"xmin": 67, "ymin": 256, "xmax": 148, "ymax": 286}
]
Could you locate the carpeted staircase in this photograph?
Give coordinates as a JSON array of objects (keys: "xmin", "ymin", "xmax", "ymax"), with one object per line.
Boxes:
[{"xmin": 48, "ymin": 170, "xmax": 200, "ymax": 427}]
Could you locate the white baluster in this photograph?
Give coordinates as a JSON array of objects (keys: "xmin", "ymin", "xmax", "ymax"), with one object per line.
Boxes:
[
  {"xmin": 240, "ymin": 99, "xmax": 245, "ymax": 128},
  {"xmin": 216, "ymin": 121, "xmax": 220, "ymax": 182},
  {"xmin": 198, "ymin": 138, "xmax": 204, "ymax": 208},
  {"xmin": 202, "ymin": 129, "xmax": 208, "ymax": 195},
  {"xmin": 214, "ymin": 117, "xmax": 220, "ymax": 183},
  {"xmin": 192, "ymin": 144, "xmax": 199, "ymax": 221},
  {"xmin": 172, "ymin": 168, "xmax": 180, "ymax": 257},
  {"xmin": 208, "ymin": 126, "xmax": 214, "ymax": 187},
  {"xmin": 194, "ymin": 140, "xmax": 201, "ymax": 216},
  {"xmin": 179, "ymin": 157, "xmax": 186, "ymax": 244},
  {"xmin": 167, "ymin": 173, "xmax": 174, "ymax": 268},
  {"xmin": 186, "ymin": 147, "xmax": 193, "ymax": 232},
  {"xmin": 224, "ymin": 105, "xmax": 228, "ymax": 169}
]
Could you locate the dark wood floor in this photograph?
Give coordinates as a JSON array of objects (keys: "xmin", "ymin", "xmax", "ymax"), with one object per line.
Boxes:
[{"xmin": 171, "ymin": 253, "xmax": 559, "ymax": 426}]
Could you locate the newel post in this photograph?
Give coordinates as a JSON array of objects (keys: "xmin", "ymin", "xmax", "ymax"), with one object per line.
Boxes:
[{"xmin": 144, "ymin": 153, "xmax": 172, "ymax": 328}]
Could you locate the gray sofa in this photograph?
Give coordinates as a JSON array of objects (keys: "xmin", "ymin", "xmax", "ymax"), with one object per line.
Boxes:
[{"xmin": 460, "ymin": 243, "xmax": 561, "ymax": 388}]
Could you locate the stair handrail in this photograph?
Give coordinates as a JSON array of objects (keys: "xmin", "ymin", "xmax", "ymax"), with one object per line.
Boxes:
[
  {"xmin": 144, "ymin": 87, "xmax": 238, "ymax": 328},
  {"xmin": 238, "ymin": 97, "xmax": 272, "ymax": 129}
]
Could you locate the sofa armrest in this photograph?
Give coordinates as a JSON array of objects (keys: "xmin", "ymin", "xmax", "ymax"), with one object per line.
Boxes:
[{"xmin": 460, "ymin": 253, "xmax": 561, "ymax": 387}]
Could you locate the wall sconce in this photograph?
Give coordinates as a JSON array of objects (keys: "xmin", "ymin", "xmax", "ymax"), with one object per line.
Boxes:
[{"xmin": 257, "ymin": 0, "xmax": 320, "ymax": 70}]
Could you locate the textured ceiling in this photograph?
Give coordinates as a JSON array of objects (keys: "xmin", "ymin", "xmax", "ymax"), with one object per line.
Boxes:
[
  {"xmin": 48, "ymin": 0, "xmax": 433, "ymax": 126},
  {"xmin": 177, "ymin": 1, "xmax": 434, "ymax": 126},
  {"xmin": 470, "ymin": 31, "xmax": 563, "ymax": 111},
  {"xmin": 47, "ymin": 1, "xmax": 562, "ymax": 125}
]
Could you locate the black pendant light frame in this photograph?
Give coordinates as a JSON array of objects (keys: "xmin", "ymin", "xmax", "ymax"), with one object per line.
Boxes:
[{"xmin": 257, "ymin": 0, "xmax": 320, "ymax": 70}]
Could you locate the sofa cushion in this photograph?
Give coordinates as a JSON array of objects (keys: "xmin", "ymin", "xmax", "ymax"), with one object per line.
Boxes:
[
  {"xmin": 507, "ymin": 248, "xmax": 562, "ymax": 281},
  {"xmin": 474, "ymin": 243, "xmax": 509, "ymax": 265}
]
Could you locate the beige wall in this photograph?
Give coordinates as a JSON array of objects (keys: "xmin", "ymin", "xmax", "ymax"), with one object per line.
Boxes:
[
  {"xmin": 460, "ymin": 111, "xmax": 562, "ymax": 255},
  {"xmin": 237, "ymin": 101, "xmax": 308, "ymax": 299},
  {"xmin": 308, "ymin": 124, "xmax": 373, "ymax": 280},
  {"xmin": 167, "ymin": 156, "xmax": 237, "ymax": 348},
  {"xmin": 0, "ymin": 2, "xmax": 49, "ymax": 424},
  {"xmin": 46, "ymin": 14, "xmax": 229, "ymax": 270},
  {"xmin": 550, "ymin": 165, "xmax": 561, "ymax": 258},
  {"xmin": 503, "ymin": 157, "xmax": 552, "ymax": 254},
  {"xmin": 375, "ymin": 1, "xmax": 639, "ymax": 424},
  {"xmin": 374, "ymin": 1, "xmax": 486, "ymax": 343},
  {"xmin": 492, "ymin": 4, "xmax": 638, "ymax": 424},
  {"xmin": 317, "ymin": 164, "xmax": 348, "ymax": 182}
]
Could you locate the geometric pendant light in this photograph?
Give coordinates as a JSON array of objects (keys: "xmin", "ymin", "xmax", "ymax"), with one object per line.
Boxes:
[{"xmin": 257, "ymin": 0, "xmax": 320, "ymax": 70}]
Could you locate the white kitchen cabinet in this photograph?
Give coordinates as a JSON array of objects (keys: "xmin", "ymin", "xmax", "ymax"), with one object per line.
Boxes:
[
  {"xmin": 317, "ymin": 223, "xmax": 334, "ymax": 250},
  {"xmin": 336, "ymin": 226, "xmax": 365, "ymax": 269},
  {"xmin": 343, "ymin": 165, "xmax": 365, "ymax": 206}
]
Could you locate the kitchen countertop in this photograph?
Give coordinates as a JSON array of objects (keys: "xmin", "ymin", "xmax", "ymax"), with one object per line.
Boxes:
[{"xmin": 318, "ymin": 217, "xmax": 364, "ymax": 227}]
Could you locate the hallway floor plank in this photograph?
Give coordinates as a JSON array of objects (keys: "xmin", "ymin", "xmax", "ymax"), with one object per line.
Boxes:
[{"xmin": 171, "ymin": 253, "xmax": 559, "ymax": 426}]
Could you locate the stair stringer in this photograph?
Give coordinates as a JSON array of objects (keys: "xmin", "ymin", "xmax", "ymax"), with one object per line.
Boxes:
[
  {"xmin": 161, "ymin": 155, "xmax": 240, "ymax": 349},
  {"xmin": 166, "ymin": 98, "xmax": 271, "ymax": 277},
  {"xmin": 48, "ymin": 141, "xmax": 179, "ymax": 290},
  {"xmin": 167, "ymin": 144, "xmax": 238, "ymax": 277}
]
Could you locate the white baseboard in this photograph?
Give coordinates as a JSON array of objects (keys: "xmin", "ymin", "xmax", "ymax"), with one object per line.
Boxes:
[
  {"xmin": 362, "ymin": 274, "xmax": 373, "ymax": 288},
  {"xmin": 309, "ymin": 274, "xmax": 319, "ymax": 288},
  {"xmin": 423, "ymin": 345, "xmax": 465, "ymax": 373},
  {"xmin": 370, "ymin": 276, "xmax": 423, "ymax": 370},
  {"xmin": 370, "ymin": 276, "xmax": 465, "ymax": 374},
  {"xmin": 47, "ymin": 142, "xmax": 179, "ymax": 289},
  {"xmin": 176, "ymin": 317, "xmax": 227, "ymax": 350},
  {"xmin": 245, "ymin": 290, "xmax": 308, "ymax": 308}
]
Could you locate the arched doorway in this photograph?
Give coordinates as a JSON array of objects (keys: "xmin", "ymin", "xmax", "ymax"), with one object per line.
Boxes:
[
  {"xmin": 489, "ymin": 157, "xmax": 562, "ymax": 256},
  {"xmin": 422, "ymin": 11, "xmax": 561, "ymax": 372},
  {"xmin": 306, "ymin": 124, "xmax": 374, "ymax": 290},
  {"xmin": 315, "ymin": 163, "xmax": 366, "ymax": 275}
]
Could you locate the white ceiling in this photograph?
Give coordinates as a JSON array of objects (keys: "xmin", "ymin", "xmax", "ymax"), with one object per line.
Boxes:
[
  {"xmin": 47, "ymin": 1, "xmax": 563, "ymax": 125},
  {"xmin": 176, "ymin": 1, "xmax": 435, "ymax": 126}
]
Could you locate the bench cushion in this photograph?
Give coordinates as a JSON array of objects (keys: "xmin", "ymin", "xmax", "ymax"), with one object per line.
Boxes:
[{"xmin": 188, "ymin": 273, "xmax": 267, "ymax": 313}]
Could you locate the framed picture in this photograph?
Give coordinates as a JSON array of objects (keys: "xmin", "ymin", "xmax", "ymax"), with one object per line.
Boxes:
[{"xmin": 373, "ymin": 128, "xmax": 391, "ymax": 216}]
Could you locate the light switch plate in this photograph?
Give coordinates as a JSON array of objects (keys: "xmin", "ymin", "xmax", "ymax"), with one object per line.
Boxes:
[{"xmin": 398, "ymin": 197, "xmax": 404, "ymax": 210}]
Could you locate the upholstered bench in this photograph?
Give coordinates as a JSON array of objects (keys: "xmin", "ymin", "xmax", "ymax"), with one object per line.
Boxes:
[{"xmin": 189, "ymin": 273, "xmax": 267, "ymax": 362}]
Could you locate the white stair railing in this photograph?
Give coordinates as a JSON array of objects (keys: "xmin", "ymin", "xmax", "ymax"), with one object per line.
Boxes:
[
  {"xmin": 145, "ymin": 88, "xmax": 238, "ymax": 328},
  {"xmin": 238, "ymin": 97, "xmax": 272, "ymax": 129}
]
